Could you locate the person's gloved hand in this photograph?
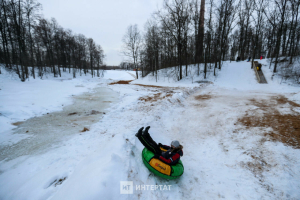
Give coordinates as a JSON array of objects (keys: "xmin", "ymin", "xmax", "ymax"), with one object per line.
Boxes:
[{"xmin": 153, "ymin": 154, "xmax": 160, "ymax": 159}]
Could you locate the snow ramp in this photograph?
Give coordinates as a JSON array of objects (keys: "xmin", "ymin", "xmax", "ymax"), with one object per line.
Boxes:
[
  {"xmin": 252, "ymin": 61, "xmax": 267, "ymax": 84},
  {"xmin": 215, "ymin": 61, "xmax": 263, "ymax": 90}
]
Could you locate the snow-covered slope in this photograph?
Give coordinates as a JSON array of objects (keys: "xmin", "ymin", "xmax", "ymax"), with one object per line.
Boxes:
[
  {"xmin": 0, "ymin": 61, "xmax": 299, "ymax": 200},
  {"xmin": 214, "ymin": 61, "xmax": 259, "ymax": 89}
]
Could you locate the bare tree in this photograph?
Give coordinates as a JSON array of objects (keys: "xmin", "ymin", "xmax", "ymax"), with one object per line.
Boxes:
[
  {"xmin": 272, "ymin": 0, "xmax": 289, "ymax": 73},
  {"xmin": 122, "ymin": 24, "xmax": 141, "ymax": 79},
  {"xmin": 217, "ymin": 0, "xmax": 237, "ymax": 69},
  {"xmin": 196, "ymin": 0, "xmax": 205, "ymax": 64},
  {"xmin": 156, "ymin": 0, "xmax": 190, "ymax": 80},
  {"xmin": 251, "ymin": 0, "xmax": 266, "ymax": 68},
  {"xmin": 24, "ymin": 0, "xmax": 41, "ymax": 79}
]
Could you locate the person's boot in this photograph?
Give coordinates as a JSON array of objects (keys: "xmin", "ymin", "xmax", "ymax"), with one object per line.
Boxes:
[
  {"xmin": 143, "ymin": 126, "xmax": 157, "ymax": 146},
  {"xmin": 135, "ymin": 127, "xmax": 144, "ymax": 137},
  {"xmin": 142, "ymin": 126, "xmax": 151, "ymax": 137}
]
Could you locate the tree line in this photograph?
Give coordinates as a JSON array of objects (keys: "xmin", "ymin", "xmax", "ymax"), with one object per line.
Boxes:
[
  {"xmin": 122, "ymin": 0, "xmax": 300, "ymax": 81},
  {"xmin": 0, "ymin": 0, "xmax": 105, "ymax": 81}
]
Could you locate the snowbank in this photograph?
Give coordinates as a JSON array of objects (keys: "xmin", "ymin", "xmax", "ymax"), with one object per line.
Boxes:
[{"xmin": 0, "ymin": 69, "xmax": 134, "ymax": 145}]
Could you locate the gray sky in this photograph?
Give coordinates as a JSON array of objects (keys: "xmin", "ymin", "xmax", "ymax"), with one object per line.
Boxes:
[{"xmin": 39, "ymin": 0, "xmax": 162, "ymax": 66}]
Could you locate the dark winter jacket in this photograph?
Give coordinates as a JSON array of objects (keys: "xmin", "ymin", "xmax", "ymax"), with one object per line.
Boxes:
[{"xmin": 158, "ymin": 144, "xmax": 183, "ymax": 165}]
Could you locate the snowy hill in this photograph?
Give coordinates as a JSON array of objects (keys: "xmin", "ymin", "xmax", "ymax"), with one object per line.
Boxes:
[{"xmin": 0, "ymin": 61, "xmax": 300, "ymax": 199}]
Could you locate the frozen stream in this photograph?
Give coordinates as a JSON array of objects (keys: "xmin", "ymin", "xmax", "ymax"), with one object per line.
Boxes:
[{"xmin": 0, "ymin": 86, "xmax": 119, "ymax": 162}]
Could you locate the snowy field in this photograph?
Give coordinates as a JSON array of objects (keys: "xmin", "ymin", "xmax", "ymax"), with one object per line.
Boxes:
[{"xmin": 0, "ymin": 61, "xmax": 300, "ymax": 199}]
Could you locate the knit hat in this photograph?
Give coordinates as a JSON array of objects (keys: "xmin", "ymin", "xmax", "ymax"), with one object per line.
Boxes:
[{"xmin": 171, "ymin": 140, "xmax": 180, "ymax": 148}]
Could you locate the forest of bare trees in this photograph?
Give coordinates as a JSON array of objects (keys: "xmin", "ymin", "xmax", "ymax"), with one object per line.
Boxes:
[
  {"xmin": 122, "ymin": 0, "xmax": 300, "ymax": 81},
  {"xmin": 0, "ymin": 0, "xmax": 105, "ymax": 81},
  {"xmin": 1, "ymin": 0, "xmax": 300, "ymax": 82}
]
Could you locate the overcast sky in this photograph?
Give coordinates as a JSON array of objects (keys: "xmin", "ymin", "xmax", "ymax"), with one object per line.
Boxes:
[{"xmin": 38, "ymin": 0, "xmax": 162, "ymax": 66}]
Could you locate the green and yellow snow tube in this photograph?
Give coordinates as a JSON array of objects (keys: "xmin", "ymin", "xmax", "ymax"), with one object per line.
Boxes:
[{"xmin": 142, "ymin": 147, "xmax": 184, "ymax": 180}]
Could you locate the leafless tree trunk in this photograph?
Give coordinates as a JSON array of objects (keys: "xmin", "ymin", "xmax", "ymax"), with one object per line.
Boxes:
[
  {"xmin": 122, "ymin": 24, "xmax": 141, "ymax": 79},
  {"xmin": 196, "ymin": 0, "xmax": 205, "ymax": 64}
]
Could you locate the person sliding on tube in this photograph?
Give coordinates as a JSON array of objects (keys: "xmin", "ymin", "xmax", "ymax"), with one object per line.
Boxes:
[{"xmin": 135, "ymin": 126, "xmax": 183, "ymax": 165}]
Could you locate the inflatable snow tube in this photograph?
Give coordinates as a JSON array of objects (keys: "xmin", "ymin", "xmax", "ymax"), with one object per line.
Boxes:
[{"xmin": 142, "ymin": 147, "xmax": 184, "ymax": 180}]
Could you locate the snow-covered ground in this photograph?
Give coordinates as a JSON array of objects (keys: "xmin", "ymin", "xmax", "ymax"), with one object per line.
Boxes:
[
  {"xmin": 0, "ymin": 61, "xmax": 299, "ymax": 200},
  {"xmin": 0, "ymin": 70, "xmax": 132, "ymax": 146}
]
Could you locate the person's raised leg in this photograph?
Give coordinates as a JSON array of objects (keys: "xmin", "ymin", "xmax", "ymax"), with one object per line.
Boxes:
[
  {"xmin": 143, "ymin": 126, "xmax": 158, "ymax": 146},
  {"xmin": 136, "ymin": 127, "xmax": 159, "ymax": 154},
  {"xmin": 143, "ymin": 126, "xmax": 161, "ymax": 155}
]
